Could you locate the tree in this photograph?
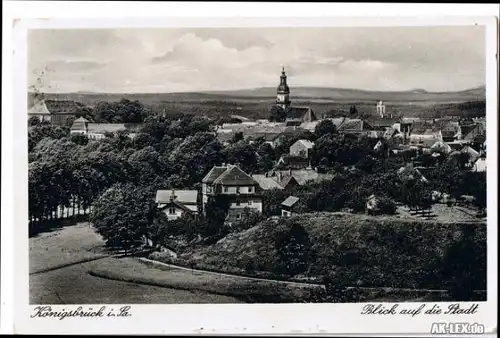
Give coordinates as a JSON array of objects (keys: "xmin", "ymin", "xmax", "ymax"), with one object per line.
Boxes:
[
  {"xmin": 256, "ymin": 142, "xmax": 276, "ymax": 172},
  {"xmin": 403, "ymin": 179, "xmax": 433, "ymax": 211},
  {"xmin": 274, "ymin": 221, "xmax": 313, "ymax": 276},
  {"xmin": 202, "ymin": 196, "xmax": 231, "ymax": 241},
  {"xmin": 232, "ymin": 132, "xmax": 244, "ymax": 143},
  {"xmin": 314, "ymin": 119, "xmax": 337, "ymax": 139},
  {"xmin": 28, "ymin": 116, "xmax": 41, "ymax": 126},
  {"xmin": 375, "ymin": 196, "xmax": 397, "ymax": 215},
  {"xmin": 69, "ymin": 133, "xmax": 89, "ymax": 146},
  {"xmin": 223, "ymin": 140, "xmax": 258, "ymax": 174},
  {"xmin": 349, "ymin": 105, "xmax": 358, "ymax": 116},
  {"xmin": 90, "ymin": 183, "xmax": 161, "ymax": 251}
]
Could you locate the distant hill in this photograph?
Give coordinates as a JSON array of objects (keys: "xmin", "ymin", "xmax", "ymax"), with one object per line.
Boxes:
[
  {"xmin": 197, "ymin": 85, "xmax": 486, "ymax": 102},
  {"xmin": 30, "ymin": 85, "xmax": 485, "ymax": 107}
]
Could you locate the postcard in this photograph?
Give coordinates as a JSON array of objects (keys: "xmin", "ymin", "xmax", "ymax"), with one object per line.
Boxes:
[{"xmin": 3, "ymin": 3, "xmax": 498, "ymax": 335}]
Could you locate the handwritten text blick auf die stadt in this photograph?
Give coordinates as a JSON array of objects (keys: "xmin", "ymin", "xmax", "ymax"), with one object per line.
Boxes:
[{"xmin": 361, "ymin": 303, "xmax": 479, "ymax": 317}]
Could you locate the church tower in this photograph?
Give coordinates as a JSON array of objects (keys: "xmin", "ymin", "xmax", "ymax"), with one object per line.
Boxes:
[{"xmin": 276, "ymin": 66, "xmax": 291, "ymax": 110}]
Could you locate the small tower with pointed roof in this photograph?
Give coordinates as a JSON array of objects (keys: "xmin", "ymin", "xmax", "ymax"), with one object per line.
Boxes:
[{"xmin": 276, "ymin": 66, "xmax": 291, "ymax": 110}]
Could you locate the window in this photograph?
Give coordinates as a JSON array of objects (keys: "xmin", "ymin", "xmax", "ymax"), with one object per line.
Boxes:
[
  {"xmin": 206, "ymin": 185, "xmax": 213, "ymax": 193},
  {"xmin": 224, "ymin": 186, "xmax": 229, "ymax": 193},
  {"xmin": 168, "ymin": 207, "xmax": 176, "ymax": 215},
  {"xmin": 248, "ymin": 200, "xmax": 252, "ymax": 206},
  {"xmin": 248, "ymin": 186, "xmax": 253, "ymax": 193},
  {"xmin": 236, "ymin": 200, "xmax": 240, "ymax": 206},
  {"xmin": 236, "ymin": 187, "xmax": 240, "ymax": 194},
  {"xmin": 236, "ymin": 214, "xmax": 242, "ymax": 220}
]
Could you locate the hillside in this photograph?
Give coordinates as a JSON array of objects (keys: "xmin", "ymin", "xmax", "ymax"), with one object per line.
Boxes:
[{"xmin": 152, "ymin": 212, "xmax": 486, "ymax": 295}]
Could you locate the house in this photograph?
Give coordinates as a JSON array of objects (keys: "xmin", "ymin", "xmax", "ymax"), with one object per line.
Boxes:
[
  {"xmin": 70, "ymin": 118, "xmax": 140, "ymax": 140},
  {"xmin": 281, "ymin": 196, "xmax": 307, "ymax": 217},
  {"xmin": 473, "ymin": 157, "xmax": 487, "ymax": 173},
  {"xmin": 247, "ymin": 132, "xmax": 282, "ymax": 148},
  {"xmin": 290, "ymin": 139, "xmax": 314, "ymax": 158},
  {"xmin": 366, "ymin": 194, "xmax": 382, "ymax": 215},
  {"xmin": 434, "ymin": 120, "xmax": 462, "ymax": 142},
  {"xmin": 276, "ymin": 155, "xmax": 310, "ymax": 170},
  {"xmin": 364, "ymin": 116, "xmax": 401, "ymax": 131},
  {"xmin": 201, "ymin": 164, "xmax": 263, "ymax": 222},
  {"xmin": 300, "ymin": 121, "xmax": 320, "ymax": 132},
  {"xmin": 430, "ymin": 141, "xmax": 452, "ymax": 154},
  {"xmin": 409, "ymin": 130, "xmax": 443, "ymax": 148},
  {"xmin": 268, "ymin": 168, "xmax": 334, "ymax": 186},
  {"xmin": 335, "ymin": 118, "xmax": 376, "ymax": 138},
  {"xmin": 252, "ymin": 171, "xmax": 299, "ymax": 191},
  {"xmin": 461, "ymin": 123, "xmax": 485, "ymax": 142},
  {"xmin": 155, "ymin": 189, "xmax": 199, "ymax": 220},
  {"xmin": 460, "ymin": 145, "xmax": 480, "ymax": 164},
  {"xmin": 285, "ymin": 107, "xmax": 317, "ymax": 124},
  {"xmin": 215, "ymin": 130, "xmax": 235, "ymax": 145},
  {"xmin": 28, "ymin": 99, "xmax": 77, "ymax": 126}
]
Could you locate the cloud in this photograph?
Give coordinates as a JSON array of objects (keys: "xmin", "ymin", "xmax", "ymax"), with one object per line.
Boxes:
[
  {"xmin": 45, "ymin": 60, "xmax": 107, "ymax": 73},
  {"xmin": 27, "ymin": 26, "xmax": 486, "ymax": 93}
]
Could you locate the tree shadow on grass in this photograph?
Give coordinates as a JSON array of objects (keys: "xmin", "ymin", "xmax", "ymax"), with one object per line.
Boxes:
[{"xmin": 29, "ymin": 214, "xmax": 89, "ymax": 238}]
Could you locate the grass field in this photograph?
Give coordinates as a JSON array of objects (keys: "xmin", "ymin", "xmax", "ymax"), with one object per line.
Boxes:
[
  {"xmin": 30, "ymin": 223, "xmax": 243, "ymax": 303},
  {"xmin": 29, "ymin": 222, "xmax": 108, "ymax": 274},
  {"xmin": 90, "ymin": 257, "xmax": 322, "ymax": 303}
]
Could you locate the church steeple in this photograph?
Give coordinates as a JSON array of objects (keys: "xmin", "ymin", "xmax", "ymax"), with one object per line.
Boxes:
[{"xmin": 276, "ymin": 66, "xmax": 291, "ymax": 110}]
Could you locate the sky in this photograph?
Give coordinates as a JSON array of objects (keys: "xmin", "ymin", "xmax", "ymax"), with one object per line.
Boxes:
[{"xmin": 28, "ymin": 26, "xmax": 486, "ymax": 93}]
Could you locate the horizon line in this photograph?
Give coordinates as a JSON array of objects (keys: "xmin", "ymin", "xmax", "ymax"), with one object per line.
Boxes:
[{"xmin": 29, "ymin": 84, "xmax": 486, "ymax": 96}]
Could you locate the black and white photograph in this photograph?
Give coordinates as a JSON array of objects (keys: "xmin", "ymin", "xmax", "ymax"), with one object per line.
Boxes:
[
  {"xmin": 4, "ymin": 3, "xmax": 498, "ymax": 335},
  {"xmin": 26, "ymin": 24, "xmax": 490, "ymax": 305}
]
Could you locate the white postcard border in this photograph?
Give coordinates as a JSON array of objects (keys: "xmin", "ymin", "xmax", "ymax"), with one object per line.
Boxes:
[{"xmin": 3, "ymin": 3, "xmax": 498, "ymax": 335}]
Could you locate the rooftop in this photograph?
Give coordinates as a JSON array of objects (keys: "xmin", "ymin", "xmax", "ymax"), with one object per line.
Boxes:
[
  {"xmin": 156, "ymin": 190, "xmax": 198, "ymax": 205},
  {"xmin": 293, "ymin": 139, "xmax": 315, "ymax": 149},
  {"xmin": 252, "ymin": 175, "xmax": 284, "ymax": 190},
  {"xmin": 203, "ymin": 165, "xmax": 258, "ymax": 186},
  {"xmin": 281, "ymin": 196, "xmax": 300, "ymax": 207}
]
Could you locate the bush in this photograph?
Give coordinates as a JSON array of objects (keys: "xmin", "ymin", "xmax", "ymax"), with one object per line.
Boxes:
[
  {"xmin": 273, "ymin": 220, "xmax": 313, "ymax": 276},
  {"xmin": 231, "ymin": 208, "xmax": 266, "ymax": 232},
  {"xmin": 375, "ymin": 197, "xmax": 397, "ymax": 215}
]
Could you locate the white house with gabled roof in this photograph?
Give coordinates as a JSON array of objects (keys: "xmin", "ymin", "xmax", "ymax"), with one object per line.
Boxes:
[
  {"xmin": 201, "ymin": 164, "xmax": 263, "ymax": 222},
  {"xmin": 290, "ymin": 139, "xmax": 315, "ymax": 158}
]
